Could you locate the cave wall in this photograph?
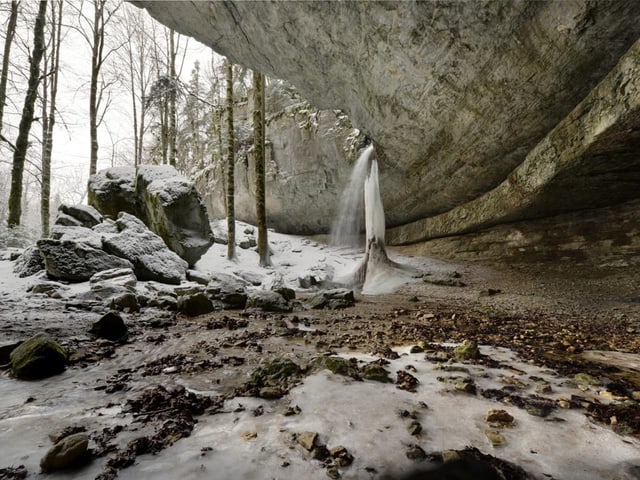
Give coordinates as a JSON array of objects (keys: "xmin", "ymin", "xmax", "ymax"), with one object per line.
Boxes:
[{"xmin": 132, "ymin": 0, "xmax": 640, "ymax": 255}]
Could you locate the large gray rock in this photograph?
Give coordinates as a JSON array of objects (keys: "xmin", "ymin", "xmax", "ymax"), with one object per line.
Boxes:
[
  {"xmin": 13, "ymin": 245, "xmax": 44, "ymax": 277},
  {"xmin": 133, "ymin": 1, "xmax": 640, "ymax": 242},
  {"xmin": 135, "ymin": 165, "xmax": 214, "ymax": 266},
  {"xmin": 102, "ymin": 213, "xmax": 188, "ymax": 285},
  {"xmin": 37, "ymin": 238, "xmax": 133, "ymax": 282},
  {"xmin": 87, "ymin": 167, "xmax": 140, "ymax": 220},
  {"xmin": 88, "ymin": 165, "xmax": 214, "ymax": 266}
]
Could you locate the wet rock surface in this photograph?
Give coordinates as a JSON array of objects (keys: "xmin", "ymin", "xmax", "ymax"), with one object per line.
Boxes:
[{"xmin": 10, "ymin": 332, "xmax": 67, "ymax": 379}]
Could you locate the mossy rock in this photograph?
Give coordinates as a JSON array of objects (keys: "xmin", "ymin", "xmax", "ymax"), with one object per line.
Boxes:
[
  {"xmin": 362, "ymin": 363, "xmax": 391, "ymax": 383},
  {"xmin": 453, "ymin": 340, "xmax": 480, "ymax": 361},
  {"xmin": 314, "ymin": 356, "xmax": 360, "ymax": 378},
  {"xmin": 251, "ymin": 358, "xmax": 302, "ymax": 387},
  {"xmin": 10, "ymin": 333, "xmax": 67, "ymax": 379}
]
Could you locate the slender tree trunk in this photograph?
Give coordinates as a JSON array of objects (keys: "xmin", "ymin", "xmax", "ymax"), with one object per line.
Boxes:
[
  {"xmin": 225, "ymin": 60, "xmax": 235, "ymax": 260},
  {"xmin": 0, "ymin": 0, "xmax": 19, "ymax": 134},
  {"xmin": 253, "ymin": 71, "xmax": 269, "ymax": 267},
  {"xmin": 127, "ymin": 39, "xmax": 139, "ymax": 166},
  {"xmin": 89, "ymin": 0, "xmax": 106, "ymax": 176},
  {"xmin": 40, "ymin": 0, "xmax": 62, "ymax": 237},
  {"xmin": 168, "ymin": 28, "xmax": 177, "ymax": 167},
  {"xmin": 7, "ymin": 0, "xmax": 47, "ymax": 228}
]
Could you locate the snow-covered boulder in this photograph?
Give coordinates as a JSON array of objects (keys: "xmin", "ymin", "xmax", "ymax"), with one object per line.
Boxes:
[
  {"xmin": 102, "ymin": 213, "xmax": 188, "ymax": 285},
  {"xmin": 87, "ymin": 167, "xmax": 140, "ymax": 220},
  {"xmin": 87, "ymin": 165, "xmax": 214, "ymax": 267},
  {"xmin": 50, "ymin": 225, "xmax": 104, "ymax": 250},
  {"xmin": 37, "ymin": 238, "xmax": 133, "ymax": 282},
  {"xmin": 89, "ymin": 267, "xmax": 137, "ymax": 300},
  {"xmin": 55, "ymin": 204, "xmax": 103, "ymax": 228},
  {"xmin": 135, "ymin": 165, "xmax": 213, "ymax": 266},
  {"xmin": 13, "ymin": 245, "xmax": 44, "ymax": 278}
]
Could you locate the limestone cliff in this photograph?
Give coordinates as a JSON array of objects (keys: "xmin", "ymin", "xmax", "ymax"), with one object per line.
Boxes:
[{"xmin": 132, "ymin": 1, "xmax": 640, "ymax": 245}]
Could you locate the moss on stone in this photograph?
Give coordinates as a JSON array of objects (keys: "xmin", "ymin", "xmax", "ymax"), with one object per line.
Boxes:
[{"xmin": 10, "ymin": 332, "xmax": 67, "ymax": 379}]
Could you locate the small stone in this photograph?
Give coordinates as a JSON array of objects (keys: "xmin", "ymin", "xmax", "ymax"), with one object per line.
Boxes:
[
  {"xmin": 485, "ymin": 429, "xmax": 506, "ymax": 447},
  {"xmin": 632, "ymin": 391, "xmax": 640, "ymax": 401},
  {"xmin": 40, "ymin": 432, "xmax": 89, "ymax": 470},
  {"xmin": 574, "ymin": 373, "xmax": 602, "ymax": 387},
  {"xmin": 408, "ymin": 421, "xmax": 422, "ymax": 436},
  {"xmin": 362, "ymin": 364, "xmax": 390, "ymax": 383},
  {"xmin": 535, "ymin": 382, "xmax": 552, "ymax": 394},
  {"xmin": 479, "ymin": 288, "xmax": 501, "ymax": 297},
  {"xmin": 485, "ymin": 409, "xmax": 514, "ymax": 426},
  {"xmin": 405, "ymin": 444, "xmax": 427, "ymax": 461},
  {"xmin": 330, "ymin": 445, "xmax": 353, "ymax": 467},
  {"xmin": 326, "ymin": 466, "xmax": 341, "ymax": 479},
  {"xmin": 409, "ymin": 345, "xmax": 424, "ymax": 353},
  {"xmin": 259, "ymin": 387, "xmax": 284, "ymax": 399},
  {"xmin": 241, "ymin": 431, "xmax": 257, "ymax": 440},
  {"xmin": 297, "ymin": 431, "xmax": 318, "ymax": 451},
  {"xmin": 90, "ymin": 311, "xmax": 127, "ymax": 341},
  {"xmin": 453, "ymin": 340, "xmax": 480, "ymax": 361},
  {"xmin": 454, "ymin": 379, "xmax": 476, "ymax": 395}
]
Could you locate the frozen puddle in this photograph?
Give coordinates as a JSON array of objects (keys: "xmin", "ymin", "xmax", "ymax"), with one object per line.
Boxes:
[{"xmin": 4, "ymin": 344, "xmax": 637, "ymax": 479}]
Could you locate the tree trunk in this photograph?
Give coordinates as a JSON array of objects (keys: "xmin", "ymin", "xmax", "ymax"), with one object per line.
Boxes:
[
  {"xmin": 89, "ymin": 0, "xmax": 106, "ymax": 176},
  {"xmin": 40, "ymin": 0, "xmax": 62, "ymax": 237},
  {"xmin": 7, "ymin": 0, "xmax": 47, "ymax": 228},
  {"xmin": 0, "ymin": 0, "xmax": 19, "ymax": 134},
  {"xmin": 168, "ymin": 28, "xmax": 177, "ymax": 167},
  {"xmin": 253, "ymin": 71, "xmax": 270, "ymax": 267},
  {"xmin": 225, "ymin": 60, "xmax": 235, "ymax": 260}
]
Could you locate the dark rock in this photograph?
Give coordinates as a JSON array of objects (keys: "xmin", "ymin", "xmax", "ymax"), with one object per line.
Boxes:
[
  {"xmin": 405, "ymin": 445, "xmax": 427, "ymax": 461},
  {"xmin": 91, "ymin": 312, "xmax": 127, "ymax": 341},
  {"xmin": 0, "ymin": 465, "xmax": 27, "ymax": 478},
  {"xmin": 362, "ymin": 363, "xmax": 391, "ymax": 383},
  {"xmin": 13, "ymin": 245, "xmax": 44, "ymax": 277},
  {"xmin": 37, "ymin": 238, "xmax": 133, "ymax": 282},
  {"xmin": 40, "ymin": 432, "xmax": 89, "ymax": 471},
  {"xmin": 408, "ymin": 421, "xmax": 423, "ymax": 436},
  {"xmin": 10, "ymin": 333, "xmax": 67, "ymax": 379},
  {"xmin": 53, "ymin": 212, "xmax": 83, "ymax": 227},
  {"xmin": 108, "ymin": 292, "xmax": 140, "ymax": 312},
  {"xmin": 298, "ymin": 275, "xmax": 318, "ymax": 289},
  {"xmin": 315, "ymin": 356, "xmax": 359, "ymax": 378},
  {"xmin": 485, "ymin": 409, "xmax": 515, "ymax": 427},
  {"xmin": 177, "ymin": 291, "xmax": 215, "ymax": 316},
  {"xmin": 0, "ymin": 341, "xmax": 22, "ymax": 366},
  {"xmin": 238, "ymin": 240, "xmax": 252, "ymax": 249},
  {"xmin": 246, "ymin": 290, "xmax": 291, "ymax": 312},
  {"xmin": 274, "ymin": 287, "xmax": 296, "ymax": 301},
  {"xmin": 206, "ymin": 274, "xmax": 249, "ymax": 309},
  {"xmin": 251, "ymin": 358, "xmax": 303, "ymax": 388},
  {"xmin": 306, "ymin": 288, "xmax": 355, "ymax": 309},
  {"xmin": 102, "ymin": 213, "xmax": 188, "ymax": 285},
  {"xmin": 479, "ymin": 288, "xmax": 502, "ymax": 297}
]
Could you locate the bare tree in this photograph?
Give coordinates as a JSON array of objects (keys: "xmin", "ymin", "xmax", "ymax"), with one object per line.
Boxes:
[
  {"xmin": 40, "ymin": 0, "xmax": 63, "ymax": 237},
  {"xmin": 0, "ymin": 0, "xmax": 19, "ymax": 136},
  {"xmin": 225, "ymin": 59, "xmax": 235, "ymax": 260},
  {"xmin": 253, "ymin": 70, "xmax": 269, "ymax": 266},
  {"xmin": 7, "ymin": 0, "xmax": 47, "ymax": 228}
]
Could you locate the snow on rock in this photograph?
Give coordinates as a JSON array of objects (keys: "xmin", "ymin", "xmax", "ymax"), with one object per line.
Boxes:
[
  {"xmin": 88, "ymin": 165, "xmax": 214, "ymax": 267},
  {"xmin": 55, "ymin": 204, "xmax": 103, "ymax": 228},
  {"xmin": 37, "ymin": 238, "xmax": 134, "ymax": 283},
  {"xmin": 87, "ymin": 167, "xmax": 140, "ymax": 219},
  {"xmin": 102, "ymin": 213, "xmax": 188, "ymax": 285}
]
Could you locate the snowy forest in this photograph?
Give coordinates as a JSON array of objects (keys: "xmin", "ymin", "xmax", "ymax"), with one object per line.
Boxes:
[{"xmin": 0, "ymin": 0, "xmax": 312, "ymax": 248}]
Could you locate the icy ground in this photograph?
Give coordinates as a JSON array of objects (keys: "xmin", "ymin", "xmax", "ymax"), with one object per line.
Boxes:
[{"xmin": 1, "ymin": 222, "xmax": 639, "ymax": 479}]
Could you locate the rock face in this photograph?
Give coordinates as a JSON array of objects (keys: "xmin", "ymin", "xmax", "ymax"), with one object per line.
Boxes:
[
  {"xmin": 88, "ymin": 165, "xmax": 213, "ymax": 265},
  {"xmin": 132, "ymin": 1, "xmax": 640, "ymax": 244}
]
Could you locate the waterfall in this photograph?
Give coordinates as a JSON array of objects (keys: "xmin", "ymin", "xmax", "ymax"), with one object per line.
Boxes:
[
  {"xmin": 329, "ymin": 145, "xmax": 374, "ymax": 247},
  {"xmin": 364, "ymin": 158, "xmax": 385, "ymax": 248}
]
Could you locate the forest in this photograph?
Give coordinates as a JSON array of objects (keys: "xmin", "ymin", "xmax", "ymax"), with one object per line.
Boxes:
[{"xmin": 0, "ymin": 0, "xmax": 298, "ymax": 254}]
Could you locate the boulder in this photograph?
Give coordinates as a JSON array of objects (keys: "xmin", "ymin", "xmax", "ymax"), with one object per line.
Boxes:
[
  {"xmin": 102, "ymin": 213, "xmax": 188, "ymax": 285},
  {"xmin": 246, "ymin": 290, "xmax": 291, "ymax": 312},
  {"xmin": 88, "ymin": 165, "xmax": 214, "ymax": 266},
  {"xmin": 53, "ymin": 212, "xmax": 83, "ymax": 227},
  {"xmin": 87, "ymin": 167, "xmax": 140, "ymax": 220},
  {"xmin": 28, "ymin": 281, "xmax": 69, "ymax": 299},
  {"xmin": 206, "ymin": 273, "xmax": 248, "ymax": 309},
  {"xmin": 13, "ymin": 245, "xmax": 44, "ymax": 277},
  {"xmin": 90, "ymin": 268, "xmax": 137, "ymax": 299},
  {"xmin": 135, "ymin": 165, "xmax": 214, "ymax": 266},
  {"xmin": 90, "ymin": 311, "xmax": 127, "ymax": 341},
  {"xmin": 10, "ymin": 333, "xmax": 67, "ymax": 379},
  {"xmin": 177, "ymin": 291, "xmax": 215, "ymax": 316},
  {"xmin": 50, "ymin": 225, "xmax": 104, "ymax": 249},
  {"xmin": 57, "ymin": 204, "xmax": 103, "ymax": 228},
  {"xmin": 37, "ymin": 238, "xmax": 133, "ymax": 282},
  {"xmin": 40, "ymin": 432, "xmax": 89, "ymax": 471},
  {"xmin": 305, "ymin": 289, "xmax": 355, "ymax": 310}
]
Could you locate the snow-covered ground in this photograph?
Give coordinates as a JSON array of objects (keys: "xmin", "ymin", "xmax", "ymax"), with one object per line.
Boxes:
[{"xmin": 1, "ymin": 224, "xmax": 639, "ymax": 479}]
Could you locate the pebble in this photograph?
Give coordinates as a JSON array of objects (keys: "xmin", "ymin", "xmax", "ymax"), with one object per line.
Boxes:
[
  {"xmin": 297, "ymin": 431, "xmax": 317, "ymax": 451},
  {"xmin": 40, "ymin": 432, "xmax": 88, "ymax": 470},
  {"xmin": 485, "ymin": 429, "xmax": 507, "ymax": 447},
  {"xmin": 485, "ymin": 409, "xmax": 514, "ymax": 426}
]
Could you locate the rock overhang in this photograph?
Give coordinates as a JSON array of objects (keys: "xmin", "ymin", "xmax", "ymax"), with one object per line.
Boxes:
[{"xmin": 130, "ymin": 0, "xmax": 640, "ymax": 240}]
